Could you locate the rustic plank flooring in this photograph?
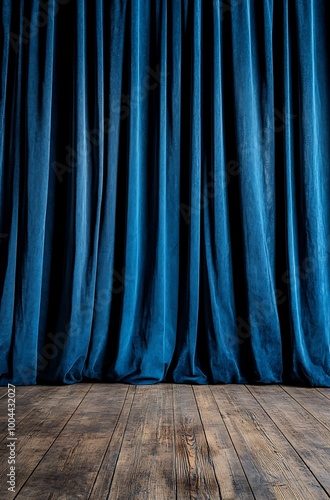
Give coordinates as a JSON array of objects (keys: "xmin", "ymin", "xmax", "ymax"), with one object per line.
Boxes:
[{"xmin": 0, "ymin": 384, "xmax": 329, "ymax": 499}]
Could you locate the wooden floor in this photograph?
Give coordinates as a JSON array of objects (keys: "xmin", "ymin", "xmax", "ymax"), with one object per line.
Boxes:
[{"xmin": 0, "ymin": 384, "xmax": 329, "ymax": 499}]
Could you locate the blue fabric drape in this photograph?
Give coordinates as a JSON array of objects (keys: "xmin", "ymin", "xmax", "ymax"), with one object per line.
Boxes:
[{"xmin": 1, "ymin": 0, "xmax": 330, "ymax": 386}]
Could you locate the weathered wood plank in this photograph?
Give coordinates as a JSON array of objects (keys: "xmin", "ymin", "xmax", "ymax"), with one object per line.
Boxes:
[
  {"xmin": 0, "ymin": 384, "xmax": 92, "ymax": 497},
  {"xmin": 248, "ymin": 385, "xmax": 330, "ymax": 496},
  {"xmin": 193, "ymin": 385, "xmax": 254, "ymax": 500},
  {"xmin": 173, "ymin": 384, "xmax": 221, "ymax": 499},
  {"xmin": 59, "ymin": 384, "xmax": 129, "ymax": 438},
  {"xmin": 0, "ymin": 386, "xmax": 61, "ymax": 437},
  {"xmin": 108, "ymin": 384, "xmax": 176, "ymax": 500},
  {"xmin": 17, "ymin": 438, "xmax": 109, "ymax": 500},
  {"xmin": 317, "ymin": 388, "xmax": 330, "ymax": 400},
  {"xmin": 14, "ymin": 384, "xmax": 128, "ymax": 499},
  {"xmin": 0, "ymin": 387, "xmax": 9, "ymax": 399},
  {"xmin": 89, "ymin": 385, "xmax": 136, "ymax": 499},
  {"xmin": 211, "ymin": 385, "xmax": 327, "ymax": 499},
  {"xmin": 1, "ymin": 384, "xmax": 329, "ymax": 500},
  {"xmin": 281, "ymin": 385, "xmax": 330, "ymax": 432}
]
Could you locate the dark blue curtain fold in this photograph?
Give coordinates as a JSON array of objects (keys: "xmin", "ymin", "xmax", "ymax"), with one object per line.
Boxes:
[{"xmin": 1, "ymin": 0, "xmax": 330, "ymax": 386}]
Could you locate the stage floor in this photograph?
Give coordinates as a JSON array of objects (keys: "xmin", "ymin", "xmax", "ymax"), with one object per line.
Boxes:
[{"xmin": 0, "ymin": 383, "xmax": 329, "ymax": 499}]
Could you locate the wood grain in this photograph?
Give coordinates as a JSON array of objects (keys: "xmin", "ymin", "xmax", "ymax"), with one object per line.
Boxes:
[
  {"xmin": 0, "ymin": 387, "xmax": 9, "ymax": 399},
  {"xmin": 248, "ymin": 384, "xmax": 330, "ymax": 496},
  {"xmin": 173, "ymin": 384, "xmax": 221, "ymax": 499},
  {"xmin": 281, "ymin": 385, "xmax": 330, "ymax": 431},
  {"xmin": 89, "ymin": 385, "xmax": 136, "ymax": 499},
  {"xmin": 0, "ymin": 384, "xmax": 328, "ymax": 499},
  {"xmin": 193, "ymin": 385, "xmax": 254, "ymax": 499},
  {"xmin": 211, "ymin": 385, "xmax": 328, "ymax": 499},
  {"xmin": 14, "ymin": 384, "xmax": 128, "ymax": 499},
  {"xmin": 0, "ymin": 386, "xmax": 60, "ymax": 437},
  {"xmin": 1, "ymin": 384, "xmax": 92, "ymax": 498},
  {"xmin": 108, "ymin": 384, "xmax": 176, "ymax": 500},
  {"xmin": 317, "ymin": 388, "xmax": 330, "ymax": 400}
]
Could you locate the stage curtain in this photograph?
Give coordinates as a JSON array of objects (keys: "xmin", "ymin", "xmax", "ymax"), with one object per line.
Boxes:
[{"xmin": 1, "ymin": 0, "xmax": 330, "ymax": 385}]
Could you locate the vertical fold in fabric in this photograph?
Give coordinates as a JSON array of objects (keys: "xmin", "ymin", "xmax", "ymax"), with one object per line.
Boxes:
[
  {"xmin": 172, "ymin": 0, "xmax": 206, "ymax": 383},
  {"xmin": 230, "ymin": 0, "xmax": 282, "ymax": 382},
  {"xmin": 284, "ymin": 0, "xmax": 330, "ymax": 385},
  {"xmin": 201, "ymin": 0, "xmax": 241, "ymax": 383},
  {"xmin": 1, "ymin": 0, "xmax": 55, "ymax": 384}
]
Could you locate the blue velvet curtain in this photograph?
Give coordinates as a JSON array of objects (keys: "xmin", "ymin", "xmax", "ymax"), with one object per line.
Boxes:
[{"xmin": 1, "ymin": 0, "xmax": 330, "ymax": 386}]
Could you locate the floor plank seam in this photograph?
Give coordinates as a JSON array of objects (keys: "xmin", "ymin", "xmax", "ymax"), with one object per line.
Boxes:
[
  {"xmin": 245, "ymin": 385, "xmax": 330, "ymax": 499},
  {"xmin": 192, "ymin": 386, "xmax": 223, "ymax": 500},
  {"xmin": 0, "ymin": 386, "xmax": 61, "ymax": 445},
  {"xmin": 0, "ymin": 391, "xmax": 8, "ymax": 400},
  {"xmin": 87, "ymin": 384, "xmax": 131, "ymax": 499},
  {"xmin": 4, "ymin": 385, "xmax": 329, "ymax": 499},
  {"xmin": 316, "ymin": 388, "xmax": 330, "ymax": 400},
  {"xmin": 279, "ymin": 385, "xmax": 330, "ymax": 433},
  {"xmin": 102, "ymin": 385, "xmax": 137, "ymax": 500},
  {"xmin": 12, "ymin": 383, "xmax": 93, "ymax": 499},
  {"xmin": 210, "ymin": 385, "xmax": 257, "ymax": 500},
  {"xmin": 171, "ymin": 385, "xmax": 178, "ymax": 500}
]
